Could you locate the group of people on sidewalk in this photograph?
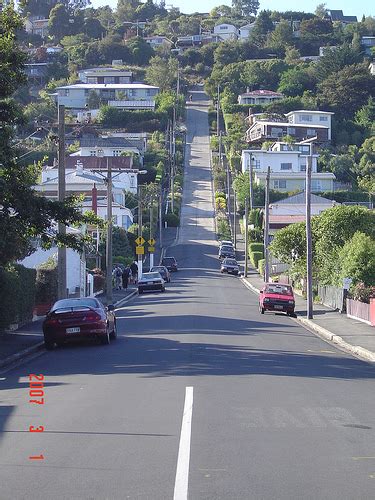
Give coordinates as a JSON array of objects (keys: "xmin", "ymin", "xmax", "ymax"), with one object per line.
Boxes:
[{"xmin": 112, "ymin": 261, "xmax": 139, "ymax": 290}]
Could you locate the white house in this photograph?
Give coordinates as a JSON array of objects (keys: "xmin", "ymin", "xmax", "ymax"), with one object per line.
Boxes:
[
  {"xmin": 268, "ymin": 192, "xmax": 338, "ymax": 236},
  {"xmin": 239, "ymin": 23, "xmax": 256, "ymax": 40},
  {"xmin": 242, "ymin": 141, "xmax": 335, "ymax": 193},
  {"xmin": 25, "ymin": 17, "xmax": 49, "ymax": 38},
  {"xmin": 71, "ymin": 136, "xmax": 142, "ymax": 158},
  {"xmin": 21, "ymin": 229, "xmax": 85, "ymax": 297},
  {"xmin": 144, "ymin": 35, "xmax": 173, "ymax": 49},
  {"xmin": 238, "ymin": 89, "xmax": 284, "ymax": 105},
  {"xmin": 81, "ymin": 198, "xmax": 134, "ymax": 230},
  {"xmin": 285, "ymin": 110, "xmax": 334, "ymax": 140},
  {"xmin": 361, "ymin": 36, "xmax": 375, "ymax": 55},
  {"xmin": 78, "ymin": 67, "xmax": 133, "ymax": 84},
  {"xmin": 213, "ymin": 24, "xmax": 238, "ymax": 40},
  {"xmin": 55, "ymin": 83, "xmax": 159, "ymax": 114}
]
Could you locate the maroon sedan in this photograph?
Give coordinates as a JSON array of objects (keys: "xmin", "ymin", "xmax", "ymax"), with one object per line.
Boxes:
[
  {"xmin": 43, "ymin": 298, "xmax": 116, "ymax": 350},
  {"xmin": 259, "ymin": 283, "xmax": 296, "ymax": 316}
]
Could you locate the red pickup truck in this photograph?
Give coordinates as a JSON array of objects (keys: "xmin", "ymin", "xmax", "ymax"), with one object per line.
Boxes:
[{"xmin": 259, "ymin": 283, "xmax": 296, "ymax": 316}]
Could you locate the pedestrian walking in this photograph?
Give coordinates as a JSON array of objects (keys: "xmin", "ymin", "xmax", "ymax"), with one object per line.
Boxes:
[
  {"xmin": 113, "ymin": 266, "xmax": 122, "ymax": 290},
  {"xmin": 122, "ymin": 265, "xmax": 130, "ymax": 290},
  {"xmin": 130, "ymin": 260, "xmax": 138, "ymax": 284}
]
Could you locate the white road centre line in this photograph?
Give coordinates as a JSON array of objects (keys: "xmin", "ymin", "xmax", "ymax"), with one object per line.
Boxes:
[{"xmin": 174, "ymin": 386, "xmax": 194, "ymax": 500}]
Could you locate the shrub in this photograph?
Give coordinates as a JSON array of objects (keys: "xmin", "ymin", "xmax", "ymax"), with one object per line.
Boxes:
[
  {"xmin": 35, "ymin": 267, "xmax": 58, "ymax": 305},
  {"xmin": 163, "ymin": 212, "xmax": 180, "ymax": 227},
  {"xmin": 249, "ymin": 228, "xmax": 263, "ymax": 242},
  {"xmin": 249, "ymin": 242, "xmax": 264, "ymax": 254},
  {"xmin": 217, "ymin": 215, "xmax": 231, "ymax": 241},
  {"xmin": 258, "ymin": 258, "xmax": 266, "ymax": 277},
  {"xmin": 0, "ymin": 265, "xmax": 36, "ymax": 331},
  {"xmin": 350, "ymin": 282, "xmax": 375, "ymax": 304},
  {"xmin": 250, "ymin": 251, "xmax": 264, "ymax": 268}
]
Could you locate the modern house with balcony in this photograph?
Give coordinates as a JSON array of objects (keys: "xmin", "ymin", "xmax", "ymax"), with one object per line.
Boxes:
[
  {"xmin": 78, "ymin": 67, "xmax": 133, "ymax": 84},
  {"xmin": 285, "ymin": 110, "xmax": 334, "ymax": 140},
  {"xmin": 213, "ymin": 24, "xmax": 238, "ymax": 40},
  {"xmin": 55, "ymin": 83, "xmax": 159, "ymax": 114},
  {"xmin": 144, "ymin": 35, "xmax": 173, "ymax": 49},
  {"xmin": 238, "ymin": 89, "xmax": 284, "ymax": 105},
  {"xmin": 241, "ymin": 141, "xmax": 335, "ymax": 193}
]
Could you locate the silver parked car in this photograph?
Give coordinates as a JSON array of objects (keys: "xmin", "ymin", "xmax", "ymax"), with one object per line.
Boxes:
[{"xmin": 138, "ymin": 272, "xmax": 166, "ymax": 294}]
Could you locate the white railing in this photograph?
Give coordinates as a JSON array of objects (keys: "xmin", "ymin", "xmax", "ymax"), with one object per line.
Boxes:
[{"xmin": 108, "ymin": 100, "xmax": 156, "ymax": 110}]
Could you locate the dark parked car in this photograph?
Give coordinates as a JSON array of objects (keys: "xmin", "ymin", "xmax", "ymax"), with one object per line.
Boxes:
[
  {"xmin": 138, "ymin": 272, "xmax": 166, "ymax": 294},
  {"xmin": 43, "ymin": 298, "xmax": 116, "ymax": 349},
  {"xmin": 219, "ymin": 245, "xmax": 235, "ymax": 259},
  {"xmin": 150, "ymin": 265, "xmax": 171, "ymax": 282},
  {"xmin": 220, "ymin": 258, "xmax": 240, "ymax": 275},
  {"xmin": 161, "ymin": 256, "xmax": 178, "ymax": 272},
  {"xmin": 259, "ymin": 283, "xmax": 295, "ymax": 316}
]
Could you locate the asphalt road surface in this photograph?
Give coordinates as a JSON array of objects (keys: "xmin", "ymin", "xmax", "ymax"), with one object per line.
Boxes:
[{"xmin": 1, "ymin": 90, "xmax": 375, "ymax": 500}]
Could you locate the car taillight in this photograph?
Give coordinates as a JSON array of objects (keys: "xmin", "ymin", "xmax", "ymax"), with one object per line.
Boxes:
[
  {"xmin": 45, "ymin": 317, "xmax": 59, "ymax": 326},
  {"xmin": 85, "ymin": 312, "xmax": 101, "ymax": 321}
]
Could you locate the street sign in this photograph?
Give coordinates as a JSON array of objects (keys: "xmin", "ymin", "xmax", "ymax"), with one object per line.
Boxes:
[
  {"xmin": 148, "ymin": 246, "xmax": 155, "ymax": 253},
  {"xmin": 148, "ymin": 238, "xmax": 155, "ymax": 246},
  {"xmin": 135, "ymin": 236, "xmax": 145, "ymax": 246},
  {"xmin": 136, "ymin": 245, "xmax": 144, "ymax": 255}
]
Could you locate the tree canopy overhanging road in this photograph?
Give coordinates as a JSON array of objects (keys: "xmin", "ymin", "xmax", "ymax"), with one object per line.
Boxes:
[{"xmin": 1, "ymin": 90, "xmax": 375, "ymax": 500}]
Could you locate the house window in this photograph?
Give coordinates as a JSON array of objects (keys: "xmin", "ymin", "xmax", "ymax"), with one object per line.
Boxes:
[
  {"xmin": 311, "ymin": 180, "xmax": 322, "ymax": 191},
  {"xmin": 63, "ymin": 89, "xmax": 70, "ymax": 96},
  {"xmin": 298, "ymin": 145, "xmax": 310, "ymax": 153},
  {"xmin": 287, "ymin": 127, "xmax": 295, "ymax": 135},
  {"xmin": 254, "ymin": 159, "xmax": 261, "ymax": 169},
  {"xmin": 114, "ymin": 193, "xmax": 123, "ymax": 204},
  {"xmin": 273, "ymin": 180, "xmax": 287, "ymax": 189},
  {"xmin": 113, "ymin": 150, "xmax": 122, "ymax": 156},
  {"xmin": 307, "ymin": 129, "xmax": 316, "ymax": 136},
  {"xmin": 122, "ymin": 215, "xmax": 129, "ymax": 227},
  {"xmin": 300, "ymin": 114, "xmax": 312, "ymax": 121},
  {"xmin": 112, "ymin": 215, "xmax": 118, "ymax": 225},
  {"xmin": 270, "ymin": 127, "xmax": 283, "ymax": 138},
  {"xmin": 90, "ymin": 150, "xmax": 96, "ymax": 156},
  {"xmin": 319, "ymin": 116, "xmax": 328, "ymax": 121},
  {"xmin": 300, "ymin": 163, "xmax": 306, "ymax": 171},
  {"xmin": 130, "ymin": 175, "xmax": 135, "ymax": 188},
  {"xmin": 280, "ymin": 163, "xmax": 292, "ymax": 170}
]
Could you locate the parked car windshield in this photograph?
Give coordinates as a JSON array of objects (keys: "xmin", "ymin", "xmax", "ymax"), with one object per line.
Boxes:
[
  {"xmin": 143, "ymin": 272, "xmax": 162, "ymax": 279},
  {"xmin": 162, "ymin": 257, "xmax": 176, "ymax": 263},
  {"xmin": 224, "ymin": 259, "xmax": 237, "ymax": 265},
  {"xmin": 51, "ymin": 298, "xmax": 100, "ymax": 311},
  {"xmin": 265, "ymin": 285, "xmax": 293, "ymax": 296}
]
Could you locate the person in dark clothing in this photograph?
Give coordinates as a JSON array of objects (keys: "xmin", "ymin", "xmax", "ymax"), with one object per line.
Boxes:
[
  {"xmin": 130, "ymin": 261, "xmax": 138, "ymax": 284},
  {"xmin": 122, "ymin": 266, "xmax": 130, "ymax": 290}
]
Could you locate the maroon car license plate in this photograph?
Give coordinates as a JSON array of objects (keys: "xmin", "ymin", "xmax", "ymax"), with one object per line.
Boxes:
[
  {"xmin": 274, "ymin": 305, "xmax": 284, "ymax": 310},
  {"xmin": 66, "ymin": 327, "xmax": 80, "ymax": 333}
]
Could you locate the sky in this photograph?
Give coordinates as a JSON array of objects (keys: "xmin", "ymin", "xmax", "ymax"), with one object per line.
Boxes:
[{"xmin": 90, "ymin": 0, "xmax": 374, "ymax": 19}]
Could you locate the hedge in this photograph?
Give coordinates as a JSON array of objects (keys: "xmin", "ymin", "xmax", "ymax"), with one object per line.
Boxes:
[
  {"xmin": 98, "ymin": 106, "xmax": 168, "ymax": 130},
  {"xmin": 163, "ymin": 212, "xmax": 180, "ymax": 227},
  {"xmin": 250, "ymin": 251, "xmax": 264, "ymax": 269},
  {"xmin": 35, "ymin": 267, "xmax": 58, "ymax": 305},
  {"xmin": 258, "ymin": 259, "xmax": 266, "ymax": 277},
  {"xmin": 0, "ymin": 265, "xmax": 36, "ymax": 331},
  {"xmin": 249, "ymin": 242, "xmax": 264, "ymax": 254}
]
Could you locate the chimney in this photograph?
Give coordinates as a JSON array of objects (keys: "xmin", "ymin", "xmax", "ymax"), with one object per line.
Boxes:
[{"xmin": 92, "ymin": 183, "xmax": 98, "ymax": 214}]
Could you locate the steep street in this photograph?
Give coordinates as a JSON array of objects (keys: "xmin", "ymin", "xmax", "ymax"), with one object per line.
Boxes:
[{"xmin": 1, "ymin": 89, "xmax": 375, "ymax": 500}]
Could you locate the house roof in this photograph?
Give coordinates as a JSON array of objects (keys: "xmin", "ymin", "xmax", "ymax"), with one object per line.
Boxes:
[
  {"xmin": 249, "ymin": 121, "xmax": 330, "ymax": 129},
  {"xmin": 240, "ymin": 23, "xmax": 255, "ymax": 29},
  {"xmin": 79, "ymin": 137, "xmax": 139, "ymax": 148},
  {"xmin": 285, "ymin": 110, "xmax": 334, "ymax": 116},
  {"xmin": 327, "ymin": 10, "xmax": 357, "ymax": 22},
  {"xmin": 272, "ymin": 192, "xmax": 336, "ymax": 205},
  {"xmin": 56, "ymin": 83, "xmax": 158, "ymax": 90},
  {"xmin": 240, "ymin": 90, "xmax": 284, "ymax": 97},
  {"xmin": 65, "ymin": 156, "xmax": 133, "ymax": 170},
  {"xmin": 269, "ymin": 215, "xmax": 306, "ymax": 224}
]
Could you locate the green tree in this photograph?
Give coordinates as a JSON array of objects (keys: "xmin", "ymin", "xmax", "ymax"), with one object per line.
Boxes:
[
  {"xmin": 318, "ymin": 63, "xmax": 375, "ymax": 119},
  {"xmin": 314, "ymin": 3, "xmax": 327, "ymax": 18},
  {"xmin": 266, "ymin": 20, "xmax": 294, "ymax": 55},
  {"xmin": 116, "ymin": 0, "xmax": 140, "ymax": 22},
  {"xmin": 145, "ymin": 56, "xmax": 178, "ymax": 91},
  {"xmin": 48, "ymin": 3, "xmax": 72, "ymax": 41},
  {"xmin": 249, "ymin": 10, "xmax": 274, "ymax": 47},
  {"xmin": 339, "ymin": 232, "xmax": 375, "ymax": 286},
  {"xmin": 83, "ymin": 17, "xmax": 106, "ymax": 39},
  {"xmin": 355, "ymin": 96, "xmax": 375, "ymax": 133},
  {"xmin": 126, "ymin": 36, "xmax": 154, "ymax": 65},
  {"xmin": 0, "ymin": 8, "xmax": 97, "ymax": 266},
  {"xmin": 314, "ymin": 44, "xmax": 363, "ymax": 82},
  {"xmin": 278, "ymin": 64, "xmax": 316, "ymax": 96},
  {"xmin": 232, "ymin": 0, "xmax": 259, "ymax": 18}
]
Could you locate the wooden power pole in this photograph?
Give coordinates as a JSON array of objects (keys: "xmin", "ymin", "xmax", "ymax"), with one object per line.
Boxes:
[{"xmin": 57, "ymin": 105, "xmax": 67, "ymax": 299}]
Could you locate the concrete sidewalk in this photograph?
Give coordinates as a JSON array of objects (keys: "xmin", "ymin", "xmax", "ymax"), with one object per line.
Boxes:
[
  {"xmin": 0, "ymin": 286, "xmax": 137, "ymax": 369},
  {"xmin": 234, "ymin": 227, "xmax": 375, "ymax": 363}
]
